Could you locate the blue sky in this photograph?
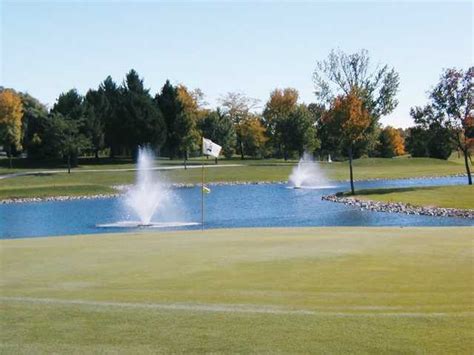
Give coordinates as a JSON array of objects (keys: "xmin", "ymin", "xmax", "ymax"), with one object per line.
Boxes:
[{"xmin": 1, "ymin": 0, "xmax": 472, "ymax": 127}]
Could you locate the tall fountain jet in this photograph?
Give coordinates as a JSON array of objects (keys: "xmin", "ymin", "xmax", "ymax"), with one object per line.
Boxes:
[
  {"xmin": 288, "ymin": 152, "xmax": 332, "ymax": 189},
  {"xmin": 124, "ymin": 147, "xmax": 172, "ymax": 226},
  {"xmin": 97, "ymin": 146, "xmax": 199, "ymax": 229}
]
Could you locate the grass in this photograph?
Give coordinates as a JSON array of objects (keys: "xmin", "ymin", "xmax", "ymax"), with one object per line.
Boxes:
[
  {"xmin": 351, "ymin": 185, "xmax": 474, "ymax": 210},
  {"xmin": 1, "ymin": 227, "xmax": 473, "ymax": 353},
  {"xmin": 0, "ymin": 157, "xmax": 470, "ymax": 199}
]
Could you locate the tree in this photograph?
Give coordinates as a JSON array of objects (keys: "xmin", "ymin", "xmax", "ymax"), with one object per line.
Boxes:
[
  {"xmin": 99, "ymin": 76, "xmax": 121, "ymax": 157},
  {"xmin": 309, "ymin": 102, "xmax": 337, "ymax": 159},
  {"xmin": 378, "ymin": 126, "xmax": 405, "ymax": 158},
  {"xmin": 176, "ymin": 85, "xmax": 201, "ymax": 167},
  {"xmin": 52, "ymin": 89, "xmax": 84, "ymax": 120},
  {"xmin": 25, "ymin": 111, "xmax": 90, "ymax": 172},
  {"xmin": 0, "ymin": 89, "xmax": 23, "ymax": 168},
  {"xmin": 430, "ymin": 67, "xmax": 473, "ymax": 184},
  {"xmin": 278, "ymin": 104, "xmax": 319, "ymax": 159},
  {"xmin": 405, "ymin": 127, "xmax": 429, "ymax": 158},
  {"xmin": 18, "ymin": 91, "xmax": 48, "ymax": 158},
  {"xmin": 219, "ymin": 92, "xmax": 260, "ymax": 159},
  {"xmin": 84, "ymin": 89, "xmax": 106, "ymax": 159},
  {"xmin": 406, "ymin": 108, "xmax": 454, "ymax": 159},
  {"xmin": 313, "ymin": 49, "xmax": 399, "ymax": 156},
  {"xmin": 49, "ymin": 113, "xmax": 90, "ymax": 173},
  {"xmin": 155, "ymin": 80, "xmax": 181, "ymax": 159},
  {"xmin": 262, "ymin": 88, "xmax": 299, "ymax": 156},
  {"xmin": 323, "ymin": 90, "xmax": 371, "ymax": 194},
  {"xmin": 239, "ymin": 116, "xmax": 268, "ymax": 158},
  {"xmin": 409, "ymin": 68, "xmax": 473, "ymax": 184},
  {"xmin": 118, "ymin": 70, "xmax": 166, "ymax": 158},
  {"xmin": 51, "ymin": 89, "xmax": 89, "ymax": 167},
  {"xmin": 198, "ymin": 108, "xmax": 236, "ymax": 159}
]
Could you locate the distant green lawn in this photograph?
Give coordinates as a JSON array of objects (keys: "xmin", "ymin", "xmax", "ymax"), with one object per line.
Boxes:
[
  {"xmin": 352, "ymin": 185, "xmax": 474, "ymax": 210},
  {"xmin": 0, "ymin": 157, "xmax": 470, "ymax": 199},
  {"xmin": 1, "ymin": 227, "xmax": 472, "ymax": 353}
]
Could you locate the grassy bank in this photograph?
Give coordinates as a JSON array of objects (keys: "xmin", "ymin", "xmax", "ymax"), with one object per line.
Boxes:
[
  {"xmin": 351, "ymin": 185, "xmax": 474, "ymax": 210},
  {"xmin": 1, "ymin": 227, "xmax": 472, "ymax": 353},
  {"xmin": 0, "ymin": 157, "xmax": 470, "ymax": 200}
]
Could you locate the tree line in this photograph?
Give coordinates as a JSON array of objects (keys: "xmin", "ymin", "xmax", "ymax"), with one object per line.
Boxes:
[{"xmin": 1, "ymin": 49, "xmax": 472, "ymax": 188}]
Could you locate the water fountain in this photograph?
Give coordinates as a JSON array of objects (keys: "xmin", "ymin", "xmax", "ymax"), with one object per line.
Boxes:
[
  {"xmin": 124, "ymin": 147, "xmax": 172, "ymax": 226},
  {"xmin": 98, "ymin": 147, "xmax": 198, "ymax": 229},
  {"xmin": 288, "ymin": 152, "xmax": 334, "ymax": 189}
]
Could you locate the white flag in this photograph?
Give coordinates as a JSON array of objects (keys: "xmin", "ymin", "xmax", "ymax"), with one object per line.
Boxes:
[{"xmin": 202, "ymin": 138, "xmax": 222, "ymax": 158}]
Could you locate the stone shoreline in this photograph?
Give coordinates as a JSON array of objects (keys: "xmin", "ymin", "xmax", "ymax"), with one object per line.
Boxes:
[
  {"xmin": 0, "ymin": 181, "xmax": 288, "ymax": 204},
  {"xmin": 322, "ymin": 194, "xmax": 474, "ymax": 219}
]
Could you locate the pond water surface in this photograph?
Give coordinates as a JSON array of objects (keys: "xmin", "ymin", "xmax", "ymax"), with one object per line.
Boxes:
[{"xmin": 1, "ymin": 176, "xmax": 472, "ymax": 239}]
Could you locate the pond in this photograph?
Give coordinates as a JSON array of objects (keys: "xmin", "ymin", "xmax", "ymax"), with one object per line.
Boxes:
[{"xmin": 1, "ymin": 176, "xmax": 472, "ymax": 239}]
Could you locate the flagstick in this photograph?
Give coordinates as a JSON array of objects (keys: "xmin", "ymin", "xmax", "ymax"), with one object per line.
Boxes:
[{"xmin": 201, "ymin": 139, "xmax": 205, "ymax": 231}]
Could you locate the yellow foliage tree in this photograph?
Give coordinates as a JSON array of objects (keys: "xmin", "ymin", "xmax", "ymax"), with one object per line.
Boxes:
[
  {"xmin": 239, "ymin": 116, "xmax": 268, "ymax": 158},
  {"xmin": 176, "ymin": 85, "xmax": 204, "ymax": 166},
  {"xmin": 0, "ymin": 89, "xmax": 23, "ymax": 168}
]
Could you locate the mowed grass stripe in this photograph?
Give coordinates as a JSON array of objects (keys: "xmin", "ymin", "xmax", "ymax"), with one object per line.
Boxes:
[{"xmin": 2, "ymin": 297, "xmax": 472, "ymax": 317}]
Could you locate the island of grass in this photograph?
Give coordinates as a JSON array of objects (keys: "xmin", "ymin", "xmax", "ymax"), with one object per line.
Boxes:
[
  {"xmin": 349, "ymin": 185, "xmax": 474, "ymax": 210},
  {"xmin": 0, "ymin": 157, "xmax": 470, "ymax": 200},
  {"xmin": 1, "ymin": 227, "xmax": 473, "ymax": 353}
]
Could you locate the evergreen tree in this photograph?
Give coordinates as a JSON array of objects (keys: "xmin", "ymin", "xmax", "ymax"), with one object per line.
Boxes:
[
  {"xmin": 99, "ymin": 76, "xmax": 121, "ymax": 157},
  {"xmin": 84, "ymin": 89, "xmax": 106, "ymax": 159},
  {"xmin": 155, "ymin": 80, "xmax": 181, "ymax": 159},
  {"xmin": 118, "ymin": 70, "xmax": 166, "ymax": 157}
]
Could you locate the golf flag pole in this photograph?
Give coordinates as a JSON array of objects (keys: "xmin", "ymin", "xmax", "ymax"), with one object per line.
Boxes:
[
  {"xmin": 201, "ymin": 138, "xmax": 205, "ymax": 230},
  {"xmin": 201, "ymin": 138, "xmax": 222, "ymax": 230}
]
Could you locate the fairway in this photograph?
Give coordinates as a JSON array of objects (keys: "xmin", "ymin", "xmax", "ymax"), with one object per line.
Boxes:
[
  {"xmin": 0, "ymin": 157, "xmax": 469, "ymax": 200},
  {"xmin": 353, "ymin": 185, "xmax": 474, "ymax": 210},
  {"xmin": 1, "ymin": 227, "xmax": 473, "ymax": 353}
]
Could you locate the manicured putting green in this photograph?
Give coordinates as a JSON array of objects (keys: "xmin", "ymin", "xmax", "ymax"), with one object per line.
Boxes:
[{"xmin": 1, "ymin": 227, "xmax": 473, "ymax": 353}]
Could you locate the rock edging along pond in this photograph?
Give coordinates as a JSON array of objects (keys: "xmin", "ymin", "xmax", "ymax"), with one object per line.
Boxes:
[
  {"xmin": 321, "ymin": 194, "xmax": 474, "ymax": 219},
  {"xmin": 0, "ymin": 181, "xmax": 289, "ymax": 204}
]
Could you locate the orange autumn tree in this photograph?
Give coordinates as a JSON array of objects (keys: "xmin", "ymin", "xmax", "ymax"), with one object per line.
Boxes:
[
  {"xmin": 0, "ymin": 89, "xmax": 23, "ymax": 169},
  {"xmin": 324, "ymin": 90, "xmax": 371, "ymax": 194},
  {"xmin": 379, "ymin": 126, "xmax": 406, "ymax": 157}
]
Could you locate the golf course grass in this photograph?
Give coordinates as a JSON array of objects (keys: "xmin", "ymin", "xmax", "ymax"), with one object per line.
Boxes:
[
  {"xmin": 0, "ymin": 157, "xmax": 470, "ymax": 200},
  {"xmin": 352, "ymin": 185, "xmax": 474, "ymax": 210},
  {"xmin": 1, "ymin": 227, "xmax": 473, "ymax": 353}
]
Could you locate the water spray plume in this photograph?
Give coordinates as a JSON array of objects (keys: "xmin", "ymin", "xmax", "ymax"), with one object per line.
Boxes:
[
  {"xmin": 288, "ymin": 152, "xmax": 333, "ymax": 189},
  {"xmin": 125, "ymin": 147, "xmax": 171, "ymax": 225}
]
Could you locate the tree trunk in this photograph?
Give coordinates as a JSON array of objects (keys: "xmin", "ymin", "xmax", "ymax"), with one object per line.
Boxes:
[
  {"xmin": 462, "ymin": 148, "xmax": 472, "ymax": 185},
  {"xmin": 215, "ymin": 157, "xmax": 218, "ymax": 165},
  {"xmin": 7, "ymin": 145, "xmax": 12, "ymax": 169},
  {"xmin": 348, "ymin": 145, "xmax": 355, "ymax": 195},
  {"xmin": 184, "ymin": 150, "xmax": 187, "ymax": 170},
  {"xmin": 239, "ymin": 140, "xmax": 244, "ymax": 160},
  {"xmin": 67, "ymin": 154, "xmax": 71, "ymax": 174},
  {"xmin": 95, "ymin": 149, "xmax": 99, "ymax": 160}
]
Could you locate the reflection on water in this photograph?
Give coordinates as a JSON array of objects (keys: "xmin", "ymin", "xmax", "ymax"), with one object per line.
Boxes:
[{"xmin": 1, "ymin": 176, "xmax": 472, "ymax": 239}]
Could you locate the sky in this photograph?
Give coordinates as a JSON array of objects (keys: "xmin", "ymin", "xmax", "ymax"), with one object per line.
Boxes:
[{"xmin": 1, "ymin": 0, "xmax": 472, "ymax": 128}]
